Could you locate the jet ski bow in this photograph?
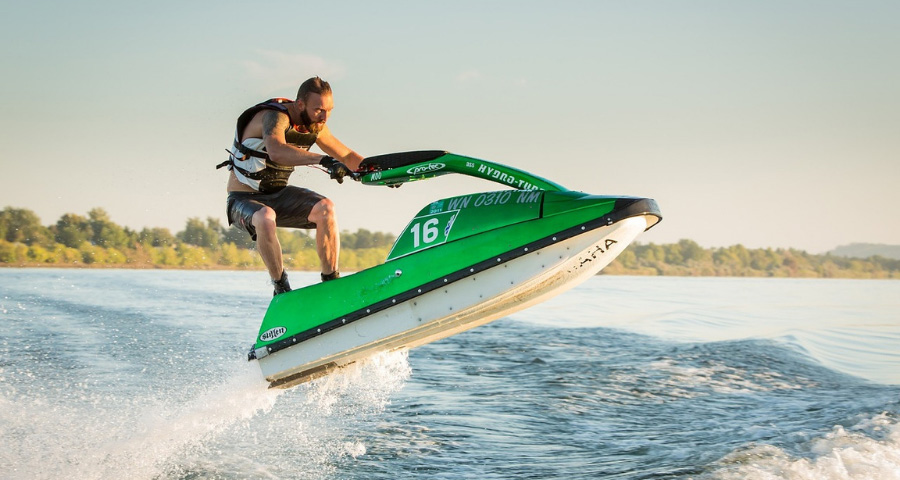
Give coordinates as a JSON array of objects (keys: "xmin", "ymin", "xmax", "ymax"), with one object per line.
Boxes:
[{"xmin": 249, "ymin": 151, "xmax": 662, "ymax": 388}]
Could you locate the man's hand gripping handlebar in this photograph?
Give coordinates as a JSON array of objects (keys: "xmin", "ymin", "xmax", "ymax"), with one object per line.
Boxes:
[{"xmin": 319, "ymin": 156, "xmax": 361, "ymax": 184}]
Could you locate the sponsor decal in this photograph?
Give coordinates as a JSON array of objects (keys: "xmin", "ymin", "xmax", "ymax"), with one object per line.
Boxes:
[
  {"xmin": 429, "ymin": 200, "xmax": 445, "ymax": 214},
  {"xmin": 444, "ymin": 212, "xmax": 458, "ymax": 236},
  {"xmin": 407, "ymin": 163, "xmax": 445, "ymax": 175},
  {"xmin": 260, "ymin": 326, "xmax": 287, "ymax": 342},
  {"xmin": 370, "ymin": 171, "xmax": 383, "ymax": 181},
  {"xmin": 476, "ymin": 164, "xmax": 540, "ymax": 190},
  {"xmin": 574, "ymin": 239, "xmax": 619, "ymax": 269}
]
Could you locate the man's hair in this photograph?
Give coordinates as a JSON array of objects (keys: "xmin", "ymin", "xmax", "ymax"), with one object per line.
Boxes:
[{"xmin": 297, "ymin": 77, "xmax": 332, "ymax": 102}]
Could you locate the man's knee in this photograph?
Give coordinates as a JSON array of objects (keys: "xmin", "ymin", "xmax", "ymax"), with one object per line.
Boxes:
[
  {"xmin": 310, "ymin": 198, "xmax": 337, "ymax": 224},
  {"xmin": 252, "ymin": 207, "xmax": 277, "ymax": 237}
]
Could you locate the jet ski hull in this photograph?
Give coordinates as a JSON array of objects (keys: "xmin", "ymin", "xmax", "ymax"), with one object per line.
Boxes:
[
  {"xmin": 258, "ymin": 213, "xmax": 654, "ymax": 388},
  {"xmin": 248, "ymin": 151, "xmax": 662, "ymax": 388}
]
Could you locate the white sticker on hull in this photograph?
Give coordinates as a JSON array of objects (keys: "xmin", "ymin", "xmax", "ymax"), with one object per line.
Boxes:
[{"xmin": 260, "ymin": 326, "xmax": 287, "ymax": 342}]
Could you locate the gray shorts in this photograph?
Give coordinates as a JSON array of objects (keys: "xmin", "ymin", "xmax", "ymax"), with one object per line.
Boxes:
[{"xmin": 227, "ymin": 186, "xmax": 325, "ymax": 241}]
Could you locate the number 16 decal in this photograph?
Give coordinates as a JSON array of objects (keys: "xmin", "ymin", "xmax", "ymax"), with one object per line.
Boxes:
[
  {"xmin": 408, "ymin": 211, "xmax": 457, "ymax": 250},
  {"xmin": 411, "ymin": 217, "xmax": 440, "ymax": 247},
  {"xmin": 388, "ymin": 211, "xmax": 459, "ymax": 259}
]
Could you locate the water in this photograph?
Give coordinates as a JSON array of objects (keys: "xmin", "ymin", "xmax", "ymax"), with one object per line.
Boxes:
[{"xmin": 1, "ymin": 269, "xmax": 898, "ymax": 479}]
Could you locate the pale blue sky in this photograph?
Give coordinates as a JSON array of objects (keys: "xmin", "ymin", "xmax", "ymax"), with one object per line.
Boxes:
[{"xmin": 1, "ymin": 1, "xmax": 897, "ymax": 253}]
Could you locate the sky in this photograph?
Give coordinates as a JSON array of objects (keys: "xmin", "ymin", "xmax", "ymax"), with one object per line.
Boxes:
[{"xmin": 1, "ymin": 0, "xmax": 897, "ymax": 254}]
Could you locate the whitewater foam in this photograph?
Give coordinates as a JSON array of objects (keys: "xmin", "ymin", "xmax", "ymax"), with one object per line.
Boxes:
[
  {"xmin": 2, "ymin": 350, "xmax": 412, "ymax": 480},
  {"xmin": 708, "ymin": 413, "xmax": 900, "ymax": 480},
  {"xmin": 0, "ymin": 360, "xmax": 277, "ymax": 480}
]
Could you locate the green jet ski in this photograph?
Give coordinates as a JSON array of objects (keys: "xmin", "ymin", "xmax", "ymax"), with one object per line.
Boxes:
[{"xmin": 249, "ymin": 151, "xmax": 662, "ymax": 388}]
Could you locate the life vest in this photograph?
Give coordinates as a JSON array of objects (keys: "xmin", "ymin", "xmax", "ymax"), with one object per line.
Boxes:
[{"xmin": 216, "ymin": 98, "xmax": 319, "ymax": 193}]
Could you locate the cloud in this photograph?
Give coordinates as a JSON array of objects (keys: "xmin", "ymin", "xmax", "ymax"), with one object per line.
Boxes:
[{"xmin": 240, "ymin": 51, "xmax": 346, "ymax": 94}]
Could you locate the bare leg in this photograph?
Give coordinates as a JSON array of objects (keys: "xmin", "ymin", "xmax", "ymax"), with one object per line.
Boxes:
[
  {"xmin": 308, "ymin": 198, "xmax": 339, "ymax": 275},
  {"xmin": 252, "ymin": 206, "xmax": 284, "ymax": 281}
]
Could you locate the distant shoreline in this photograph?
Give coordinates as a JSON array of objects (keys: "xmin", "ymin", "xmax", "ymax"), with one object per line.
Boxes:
[
  {"xmin": 3, "ymin": 261, "xmax": 897, "ymax": 280},
  {"xmin": 2, "ymin": 206, "xmax": 898, "ymax": 279}
]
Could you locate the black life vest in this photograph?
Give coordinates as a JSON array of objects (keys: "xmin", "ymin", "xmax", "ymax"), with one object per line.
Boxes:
[{"xmin": 217, "ymin": 98, "xmax": 319, "ymax": 193}]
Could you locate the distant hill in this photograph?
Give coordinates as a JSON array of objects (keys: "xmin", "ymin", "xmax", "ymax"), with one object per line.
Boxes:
[{"xmin": 828, "ymin": 243, "xmax": 900, "ymax": 260}]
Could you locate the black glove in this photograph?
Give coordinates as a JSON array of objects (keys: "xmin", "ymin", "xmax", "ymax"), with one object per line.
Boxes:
[{"xmin": 319, "ymin": 156, "xmax": 354, "ymax": 184}]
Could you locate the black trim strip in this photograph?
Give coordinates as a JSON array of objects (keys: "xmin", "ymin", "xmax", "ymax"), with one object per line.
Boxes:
[{"xmin": 249, "ymin": 197, "xmax": 660, "ymax": 360}]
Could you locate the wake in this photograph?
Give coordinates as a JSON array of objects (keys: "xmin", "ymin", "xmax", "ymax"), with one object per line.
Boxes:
[{"xmin": 2, "ymin": 350, "xmax": 411, "ymax": 480}]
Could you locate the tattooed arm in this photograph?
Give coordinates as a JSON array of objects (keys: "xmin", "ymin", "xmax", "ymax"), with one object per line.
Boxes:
[{"xmin": 260, "ymin": 110, "xmax": 327, "ymax": 167}]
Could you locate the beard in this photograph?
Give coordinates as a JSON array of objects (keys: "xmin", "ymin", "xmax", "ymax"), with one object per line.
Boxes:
[{"xmin": 300, "ymin": 109, "xmax": 324, "ymax": 135}]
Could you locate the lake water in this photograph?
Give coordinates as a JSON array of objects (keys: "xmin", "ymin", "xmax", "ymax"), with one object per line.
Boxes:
[{"xmin": 1, "ymin": 269, "xmax": 899, "ymax": 479}]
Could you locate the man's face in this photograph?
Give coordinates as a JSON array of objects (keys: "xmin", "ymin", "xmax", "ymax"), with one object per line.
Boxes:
[{"xmin": 299, "ymin": 93, "xmax": 333, "ymax": 135}]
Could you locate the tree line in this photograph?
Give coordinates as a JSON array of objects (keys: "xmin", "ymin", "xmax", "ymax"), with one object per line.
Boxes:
[
  {"xmin": 603, "ymin": 239, "xmax": 900, "ymax": 279},
  {"xmin": 0, "ymin": 206, "xmax": 395, "ymax": 270},
  {"xmin": 1, "ymin": 206, "xmax": 898, "ymax": 278}
]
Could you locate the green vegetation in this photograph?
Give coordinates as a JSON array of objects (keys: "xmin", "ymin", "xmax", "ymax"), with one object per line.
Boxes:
[
  {"xmin": 1, "ymin": 207, "xmax": 898, "ymax": 278},
  {"xmin": 604, "ymin": 239, "xmax": 900, "ymax": 279},
  {"xmin": 828, "ymin": 243, "xmax": 900, "ymax": 261},
  {"xmin": 0, "ymin": 206, "xmax": 394, "ymax": 271}
]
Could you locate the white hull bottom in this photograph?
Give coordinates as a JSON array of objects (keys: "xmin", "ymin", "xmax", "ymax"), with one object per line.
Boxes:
[{"xmin": 259, "ymin": 215, "xmax": 653, "ymax": 388}]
